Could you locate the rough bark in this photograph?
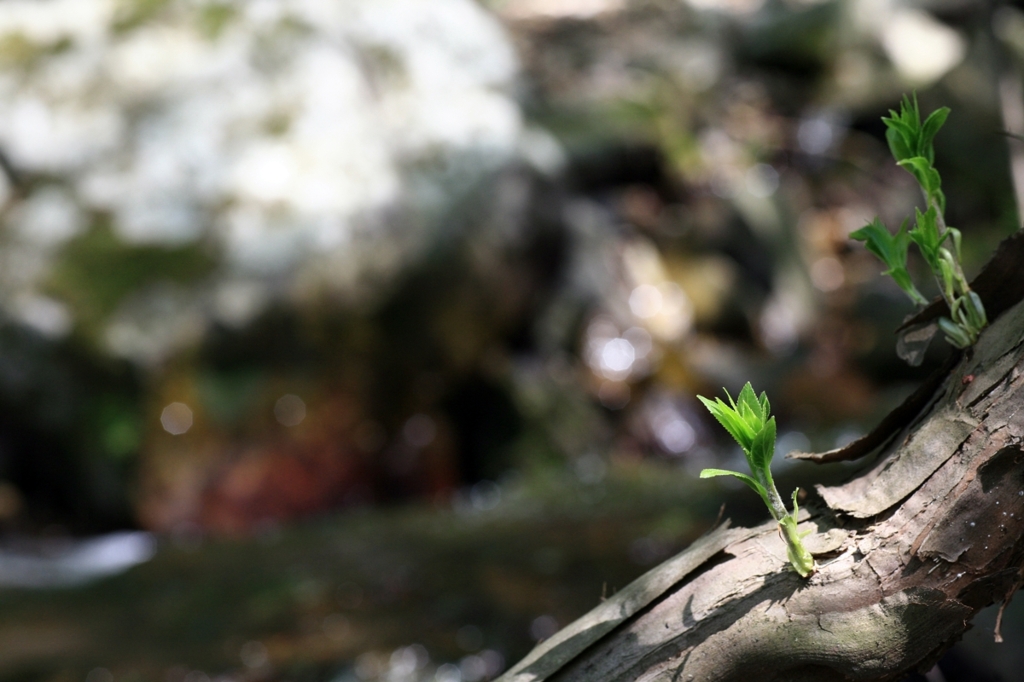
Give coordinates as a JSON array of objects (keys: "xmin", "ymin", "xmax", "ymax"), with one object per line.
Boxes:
[{"xmin": 498, "ymin": 239, "xmax": 1024, "ymax": 682}]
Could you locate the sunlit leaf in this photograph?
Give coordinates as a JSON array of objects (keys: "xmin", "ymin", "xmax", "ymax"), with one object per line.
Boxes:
[
  {"xmin": 749, "ymin": 416, "xmax": 776, "ymax": 471},
  {"xmin": 699, "ymin": 468, "xmax": 771, "ymax": 509},
  {"xmin": 697, "ymin": 396, "xmax": 755, "ymax": 452}
]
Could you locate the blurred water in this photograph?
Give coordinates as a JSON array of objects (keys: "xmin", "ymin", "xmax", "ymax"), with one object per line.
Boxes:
[{"xmin": 0, "ymin": 531, "xmax": 155, "ymax": 587}]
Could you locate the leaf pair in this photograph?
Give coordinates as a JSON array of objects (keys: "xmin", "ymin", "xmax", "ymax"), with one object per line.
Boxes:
[
  {"xmin": 907, "ymin": 206, "xmax": 946, "ymax": 272},
  {"xmin": 900, "ymin": 160, "xmax": 946, "ymax": 213},
  {"xmin": 943, "ymin": 290, "xmax": 987, "ymax": 348},
  {"xmin": 849, "ymin": 218, "xmax": 927, "ymax": 305},
  {"xmin": 883, "ymin": 94, "xmax": 949, "ymax": 166},
  {"xmin": 697, "ymin": 383, "xmax": 773, "ymax": 469},
  {"xmin": 884, "ymin": 95, "xmax": 949, "ymax": 214}
]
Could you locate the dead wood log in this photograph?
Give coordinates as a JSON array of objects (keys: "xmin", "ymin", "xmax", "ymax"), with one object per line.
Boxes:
[{"xmin": 498, "ymin": 239, "xmax": 1024, "ymax": 682}]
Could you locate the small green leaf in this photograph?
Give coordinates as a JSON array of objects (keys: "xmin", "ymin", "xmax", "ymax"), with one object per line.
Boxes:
[
  {"xmin": 919, "ymin": 106, "xmax": 950, "ymax": 159},
  {"xmin": 953, "ymin": 302, "xmax": 969, "ymax": 327},
  {"xmin": 700, "ymin": 468, "xmax": 771, "ymax": 509},
  {"xmin": 938, "ymin": 316, "xmax": 973, "ymax": 348},
  {"xmin": 883, "ymin": 114, "xmax": 915, "ymax": 139},
  {"xmin": 948, "ymin": 227, "xmax": 962, "ymax": 262},
  {"xmin": 700, "ymin": 468, "xmax": 754, "ymax": 482},
  {"xmin": 884, "ymin": 126, "xmax": 912, "ymax": 161},
  {"xmin": 965, "ymin": 291, "xmax": 987, "ymax": 329},
  {"xmin": 882, "ymin": 94, "xmax": 925, "ymax": 162},
  {"xmin": 850, "ymin": 218, "xmax": 903, "ymax": 270},
  {"xmin": 887, "ymin": 267, "xmax": 927, "ymax": 306},
  {"xmin": 698, "ymin": 395, "xmax": 756, "ymax": 452},
  {"xmin": 937, "ymin": 256, "xmax": 956, "ymax": 301},
  {"xmin": 699, "ymin": 468, "xmax": 767, "ymax": 495},
  {"xmin": 908, "ymin": 206, "xmax": 943, "ymax": 271},
  {"xmin": 750, "ymin": 416, "xmax": 776, "ymax": 471},
  {"xmin": 736, "ymin": 382, "xmax": 764, "ymax": 431},
  {"xmin": 851, "ymin": 218, "xmax": 928, "ymax": 305},
  {"xmin": 736, "ymin": 382, "xmax": 758, "ymax": 409},
  {"xmin": 898, "ymin": 157, "xmax": 940, "ymax": 196}
]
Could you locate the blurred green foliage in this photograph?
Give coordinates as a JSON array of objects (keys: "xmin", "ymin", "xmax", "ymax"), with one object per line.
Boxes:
[{"xmin": 45, "ymin": 222, "xmax": 216, "ymax": 341}]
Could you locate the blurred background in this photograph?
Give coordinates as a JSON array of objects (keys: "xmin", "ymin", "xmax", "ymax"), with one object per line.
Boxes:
[{"xmin": 0, "ymin": 0, "xmax": 1022, "ymax": 680}]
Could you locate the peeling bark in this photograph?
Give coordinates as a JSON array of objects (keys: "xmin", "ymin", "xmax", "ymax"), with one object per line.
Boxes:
[{"xmin": 498, "ymin": 243, "xmax": 1024, "ymax": 682}]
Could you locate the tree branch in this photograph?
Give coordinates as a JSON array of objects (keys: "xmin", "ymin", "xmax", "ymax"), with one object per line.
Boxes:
[{"xmin": 499, "ymin": 245, "xmax": 1024, "ymax": 682}]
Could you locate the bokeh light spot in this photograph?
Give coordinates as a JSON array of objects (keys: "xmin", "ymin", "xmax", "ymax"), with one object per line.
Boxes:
[
  {"xmin": 160, "ymin": 402, "xmax": 193, "ymax": 435},
  {"xmin": 797, "ymin": 116, "xmax": 834, "ymax": 155},
  {"xmin": 323, "ymin": 613, "xmax": 350, "ymax": 641},
  {"xmin": 240, "ymin": 640, "xmax": 268, "ymax": 669},
  {"xmin": 435, "ymin": 662, "xmax": 462, "ymax": 682},
  {"xmin": 599, "ymin": 338, "xmax": 635, "ymax": 376},
  {"xmin": 85, "ymin": 669, "xmax": 113, "ymax": 682},
  {"xmin": 810, "ymin": 256, "xmax": 845, "ymax": 292},
  {"xmin": 530, "ymin": 614, "xmax": 559, "ymax": 642},
  {"xmin": 623, "ymin": 326, "xmax": 653, "ymax": 359},
  {"xmin": 273, "ymin": 394, "xmax": 306, "ymax": 426},
  {"xmin": 470, "ymin": 481, "xmax": 501, "ymax": 511},
  {"xmin": 403, "ymin": 414, "xmax": 437, "ymax": 448},
  {"xmin": 629, "ymin": 284, "xmax": 663, "ymax": 319},
  {"xmin": 745, "ymin": 163, "xmax": 779, "ymax": 198},
  {"xmin": 460, "ymin": 654, "xmax": 488, "ymax": 682}
]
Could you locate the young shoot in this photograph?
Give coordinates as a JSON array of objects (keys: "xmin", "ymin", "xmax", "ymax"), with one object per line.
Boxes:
[
  {"xmin": 698, "ymin": 383, "xmax": 815, "ymax": 578},
  {"xmin": 851, "ymin": 94, "xmax": 987, "ymax": 349}
]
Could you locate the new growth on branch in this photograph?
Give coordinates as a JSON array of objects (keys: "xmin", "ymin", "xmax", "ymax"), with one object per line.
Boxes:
[
  {"xmin": 851, "ymin": 94, "xmax": 987, "ymax": 349},
  {"xmin": 696, "ymin": 96, "xmax": 992, "ymax": 580},
  {"xmin": 698, "ymin": 383, "xmax": 816, "ymax": 577}
]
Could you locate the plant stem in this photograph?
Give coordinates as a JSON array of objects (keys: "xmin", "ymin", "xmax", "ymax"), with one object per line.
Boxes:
[
  {"xmin": 760, "ymin": 471, "xmax": 786, "ymax": 521},
  {"xmin": 758, "ymin": 469, "xmax": 815, "ymax": 577},
  {"xmin": 780, "ymin": 516, "xmax": 816, "ymax": 578},
  {"xmin": 922, "ymin": 186, "xmax": 986, "ymax": 346}
]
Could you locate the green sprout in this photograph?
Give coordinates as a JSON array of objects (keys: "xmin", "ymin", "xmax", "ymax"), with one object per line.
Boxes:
[
  {"xmin": 851, "ymin": 94, "xmax": 987, "ymax": 349},
  {"xmin": 698, "ymin": 383, "xmax": 815, "ymax": 578}
]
